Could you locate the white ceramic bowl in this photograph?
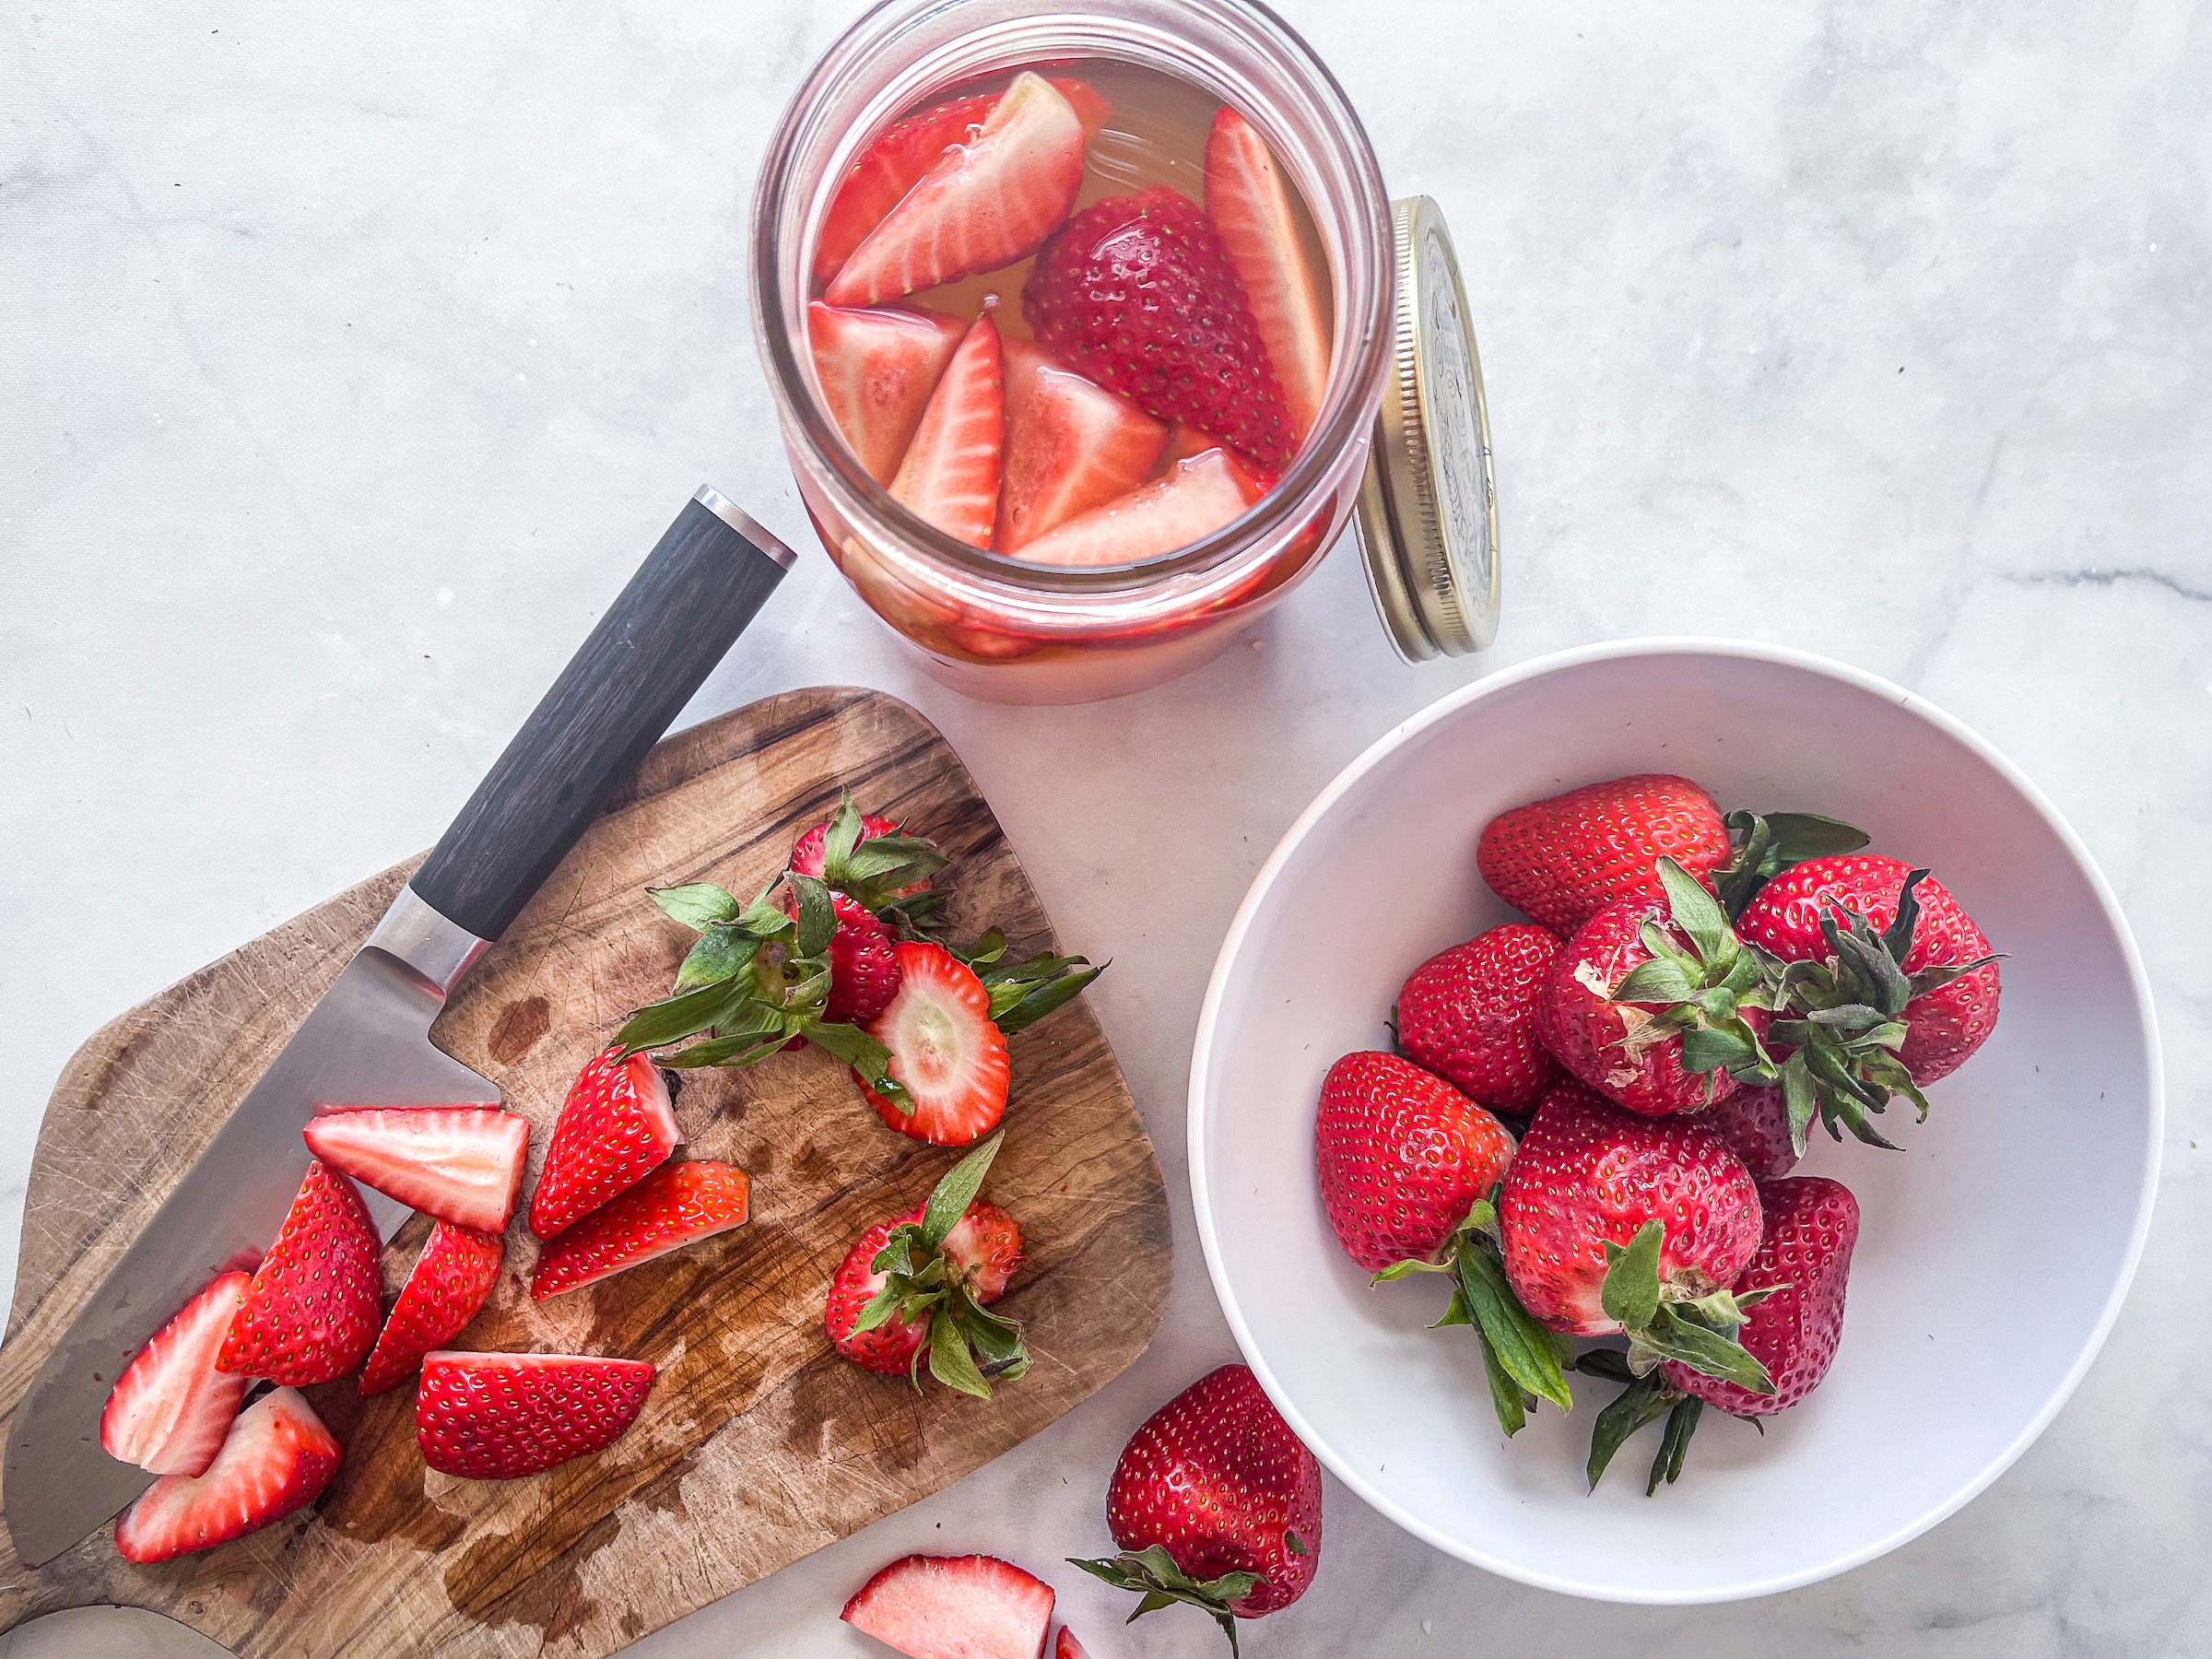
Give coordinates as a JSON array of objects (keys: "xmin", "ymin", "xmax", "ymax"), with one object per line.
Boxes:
[{"xmin": 1188, "ymin": 639, "xmax": 2161, "ymax": 1604}]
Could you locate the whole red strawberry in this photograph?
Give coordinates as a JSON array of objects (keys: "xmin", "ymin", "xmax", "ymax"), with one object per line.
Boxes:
[
  {"xmin": 1477, "ymin": 774, "xmax": 1729, "ymax": 936},
  {"xmin": 1071, "ymin": 1363, "xmax": 1321, "ymax": 1649},
  {"xmin": 1704, "ymin": 1088, "xmax": 1800, "ymax": 1181},
  {"xmin": 1535, "ymin": 861, "xmax": 1776, "ymax": 1116},
  {"xmin": 1498, "ymin": 1082, "xmax": 1772, "ymax": 1397},
  {"xmin": 1737, "ymin": 853, "xmax": 1999, "ymax": 1086},
  {"xmin": 1314, "ymin": 1051, "xmax": 1513, "ymax": 1272},
  {"xmin": 1026, "ymin": 185, "xmax": 1296, "ymax": 466},
  {"xmin": 826, "ymin": 1132, "xmax": 1028, "ymax": 1396},
  {"xmin": 1665, "ymin": 1175, "xmax": 1859, "ymax": 1415},
  {"xmin": 1394, "ymin": 924, "xmax": 1559, "ymax": 1112}
]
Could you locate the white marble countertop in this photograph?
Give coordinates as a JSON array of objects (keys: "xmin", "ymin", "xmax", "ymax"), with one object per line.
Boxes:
[{"xmin": 4, "ymin": 0, "xmax": 2207, "ymax": 1653}]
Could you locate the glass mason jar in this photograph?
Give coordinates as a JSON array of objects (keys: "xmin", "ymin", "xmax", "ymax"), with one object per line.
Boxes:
[{"xmin": 752, "ymin": 0, "xmax": 1397, "ymax": 703}]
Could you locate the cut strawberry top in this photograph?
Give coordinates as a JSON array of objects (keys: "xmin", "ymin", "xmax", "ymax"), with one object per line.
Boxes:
[
  {"xmin": 890, "ymin": 312, "xmax": 1006, "ymax": 547},
  {"xmin": 841, "ymin": 1553, "xmax": 1056, "ymax": 1659},
  {"xmin": 302, "ymin": 1104, "xmax": 529, "ymax": 1234},
  {"xmin": 858, "ymin": 942, "xmax": 1011, "ymax": 1147},
  {"xmin": 825, "ymin": 72, "xmax": 1089, "ymax": 309},
  {"xmin": 1017, "ymin": 447, "xmax": 1261, "ymax": 568},
  {"xmin": 1205, "ymin": 106, "xmax": 1332, "ymax": 442},
  {"xmin": 808, "ymin": 301, "xmax": 968, "ymax": 484},
  {"xmin": 100, "ymin": 1271, "xmax": 253, "ymax": 1478},
  {"xmin": 996, "ymin": 338, "xmax": 1168, "ymax": 552}
]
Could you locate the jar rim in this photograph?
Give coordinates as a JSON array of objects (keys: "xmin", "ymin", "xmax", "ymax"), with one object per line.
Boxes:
[{"xmin": 749, "ymin": 0, "xmax": 1394, "ymax": 594}]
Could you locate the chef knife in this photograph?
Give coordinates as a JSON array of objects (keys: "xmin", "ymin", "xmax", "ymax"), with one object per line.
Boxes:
[{"xmin": 3, "ymin": 486, "xmax": 794, "ymax": 1567}]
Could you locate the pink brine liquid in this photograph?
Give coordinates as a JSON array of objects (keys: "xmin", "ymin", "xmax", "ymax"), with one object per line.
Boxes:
[{"xmin": 805, "ymin": 58, "xmax": 1335, "ymax": 577}]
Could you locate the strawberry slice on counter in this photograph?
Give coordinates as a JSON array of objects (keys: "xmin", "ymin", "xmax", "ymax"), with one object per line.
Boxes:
[
  {"xmin": 808, "ymin": 301, "xmax": 969, "ymax": 484},
  {"xmin": 302, "ymin": 1104, "xmax": 529, "ymax": 1233},
  {"xmin": 530, "ymin": 1046, "xmax": 680, "ymax": 1240},
  {"xmin": 531, "ymin": 1159, "xmax": 750, "ymax": 1301},
  {"xmin": 114, "ymin": 1387, "xmax": 341, "ymax": 1564},
  {"xmin": 415, "ymin": 1351, "xmax": 655, "ymax": 1479},
  {"xmin": 890, "ymin": 312, "xmax": 1006, "ymax": 548},
  {"xmin": 218, "ymin": 1159, "xmax": 382, "ymax": 1385},
  {"xmin": 812, "ymin": 77, "xmax": 1111, "ymax": 293},
  {"xmin": 841, "ymin": 1553, "xmax": 1055, "ymax": 1659},
  {"xmin": 1204, "ymin": 106, "xmax": 1332, "ymax": 444},
  {"xmin": 995, "ymin": 338, "xmax": 1168, "ymax": 553},
  {"xmin": 855, "ymin": 942, "xmax": 1011, "ymax": 1147},
  {"xmin": 1026, "ymin": 183, "xmax": 1295, "ymax": 465},
  {"xmin": 100, "ymin": 1271, "xmax": 253, "ymax": 1477},
  {"xmin": 359, "ymin": 1220, "xmax": 505, "ymax": 1396},
  {"xmin": 1017, "ymin": 447, "xmax": 1261, "ymax": 568},
  {"xmin": 825, "ymin": 72, "xmax": 1089, "ymax": 309},
  {"xmin": 1053, "ymin": 1630, "xmax": 1088, "ymax": 1659}
]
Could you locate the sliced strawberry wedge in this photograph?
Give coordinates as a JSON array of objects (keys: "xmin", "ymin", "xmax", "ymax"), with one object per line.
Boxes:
[
  {"xmin": 218, "ymin": 1159, "xmax": 382, "ymax": 1385},
  {"xmin": 995, "ymin": 339, "xmax": 1168, "ymax": 552},
  {"xmin": 857, "ymin": 942, "xmax": 1011, "ymax": 1147},
  {"xmin": 531, "ymin": 1047, "xmax": 680, "ymax": 1240},
  {"xmin": 809, "ymin": 301, "xmax": 968, "ymax": 484},
  {"xmin": 114, "ymin": 1387, "xmax": 341, "ymax": 1564},
  {"xmin": 1205, "ymin": 106, "xmax": 1331, "ymax": 442},
  {"xmin": 100, "ymin": 1271, "xmax": 253, "ymax": 1477},
  {"xmin": 841, "ymin": 1553, "xmax": 1055, "ymax": 1659},
  {"xmin": 825, "ymin": 72, "xmax": 1088, "ymax": 309},
  {"xmin": 359, "ymin": 1221, "xmax": 505, "ymax": 1395},
  {"xmin": 813, "ymin": 78, "xmax": 1111, "ymax": 292},
  {"xmin": 890, "ymin": 312, "xmax": 1005, "ymax": 547},
  {"xmin": 1017, "ymin": 447, "xmax": 1262, "ymax": 568},
  {"xmin": 416, "ymin": 1351, "xmax": 655, "ymax": 1479},
  {"xmin": 1054, "ymin": 1630, "xmax": 1089, "ymax": 1659},
  {"xmin": 303, "ymin": 1105, "xmax": 529, "ymax": 1233},
  {"xmin": 531, "ymin": 1159, "xmax": 750, "ymax": 1301}
]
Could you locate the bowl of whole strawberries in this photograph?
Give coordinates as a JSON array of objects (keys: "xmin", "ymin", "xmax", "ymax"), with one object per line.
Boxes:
[{"xmin": 1189, "ymin": 638, "xmax": 2161, "ymax": 1604}]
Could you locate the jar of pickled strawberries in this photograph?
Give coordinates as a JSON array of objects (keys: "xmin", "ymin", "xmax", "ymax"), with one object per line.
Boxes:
[{"xmin": 751, "ymin": 0, "xmax": 1496, "ymax": 703}]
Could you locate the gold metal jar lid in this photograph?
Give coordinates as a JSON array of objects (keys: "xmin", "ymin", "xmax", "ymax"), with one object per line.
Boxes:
[{"xmin": 1354, "ymin": 195, "xmax": 1501, "ymax": 663}]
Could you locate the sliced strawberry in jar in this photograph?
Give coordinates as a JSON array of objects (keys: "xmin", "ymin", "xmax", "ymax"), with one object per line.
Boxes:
[
  {"xmin": 841, "ymin": 1553, "xmax": 1055, "ymax": 1659},
  {"xmin": 825, "ymin": 72, "xmax": 1088, "ymax": 309},
  {"xmin": 302, "ymin": 1104, "xmax": 529, "ymax": 1234},
  {"xmin": 995, "ymin": 339, "xmax": 1168, "ymax": 553},
  {"xmin": 1017, "ymin": 448, "xmax": 1261, "ymax": 568},
  {"xmin": 856, "ymin": 942, "xmax": 1010, "ymax": 1147},
  {"xmin": 890, "ymin": 312, "xmax": 1005, "ymax": 548},
  {"xmin": 114, "ymin": 1387, "xmax": 341, "ymax": 1564},
  {"xmin": 808, "ymin": 301, "xmax": 968, "ymax": 484},
  {"xmin": 530, "ymin": 1159, "xmax": 750, "ymax": 1301},
  {"xmin": 812, "ymin": 79, "xmax": 1111, "ymax": 294},
  {"xmin": 359, "ymin": 1220, "xmax": 504, "ymax": 1396},
  {"xmin": 1204, "ymin": 106, "xmax": 1331, "ymax": 443},
  {"xmin": 100, "ymin": 1271, "xmax": 253, "ymax": 1477}
]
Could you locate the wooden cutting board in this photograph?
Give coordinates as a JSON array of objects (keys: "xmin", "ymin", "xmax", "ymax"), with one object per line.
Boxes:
[{"xmin": 0, "ymin": 687, "xmax": 1171, "ymax": 1657}]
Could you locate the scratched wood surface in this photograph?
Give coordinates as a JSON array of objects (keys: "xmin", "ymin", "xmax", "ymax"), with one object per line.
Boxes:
[{"xmin": 0, "ymin": 687, "xmax": 1172, "ymax": 1657}]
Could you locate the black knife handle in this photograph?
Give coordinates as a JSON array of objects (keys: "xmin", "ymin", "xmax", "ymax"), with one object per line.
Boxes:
[{"xmin": 410, "ymin": 488, "xmax": 794, "ymax": 941}]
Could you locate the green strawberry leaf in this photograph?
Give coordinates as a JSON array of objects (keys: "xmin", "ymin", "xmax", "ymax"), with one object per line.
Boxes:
[
  {"xmin": 922, "ymin": 1132, "xmax": 1003, "ymax": 1250},
  {"xmin": 1472, "ymin": 1321, "xmax": 1532, "ymax": 1437},
  {"xmin": 1066, "ymin": 1546, "xmax": 1258, "ymax": 1656},
  {"xmin": 1658, "ymin": 856, "xmax": 1735, "ymax": 968},
  {"xmin": 671, "ymin": 924, "xmax": 761, "ymax": 994},
  {"xmin": 1456, "ymin": 1246, "xmax": 1574, "ymax": 1413},
  {"xmin": 823, "ymin": 792, "xmax": 865, "ymax": 874},
  {"xmin": 1600, "ymin": 1221, "xmax": 1665, "ymax": 1333},
  {"xmin": 1611, "ymin": 957, "xmax": 1700, "ymax": 1006},
  {"xmin": 648, "ymin": 882, "xmax": 741, "ymax": 932},
  {"xmin": 614, "ymin": 977, "xmax": 752, "ymax": 1055},
  {"xmin": 1630, "ymin": 1305, "xmax": 1775, "ymax": 1394},
  {"xmin": 1647, "ymin": 1395, "xmax": 1704, "ymax": 1494},
  {"xmin": 926, "ymin": 1307, "xmax": 994, "ymax": 1399},
  {"xmin": 1585, "ymin": 1368, "xmax": 1679, "ymax": 1490},
  {"xmin": 789, "ymin": 872, "xmax": 838, "ymax": 959}
]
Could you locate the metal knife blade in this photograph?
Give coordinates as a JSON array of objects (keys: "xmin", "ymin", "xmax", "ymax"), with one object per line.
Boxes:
[
  {"xmin": 0, "ymin": 1606, "xmax": 236, "ymax": 1657},
  {"xmin": 3, "ymin": 889, "xmax": 495, "ymax": 1568}
]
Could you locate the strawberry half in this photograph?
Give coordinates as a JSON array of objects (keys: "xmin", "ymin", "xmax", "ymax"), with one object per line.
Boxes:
[
  {"xmin": 1073, "ymin": 1363, "xmax": 1322, "ymax": 1643},
  {"xmin": 812, "ymin": 77, "xmax": 1111, "ymax": 293},
  {"xmin": 995, "ymin": 338, "xmax": 1168, "ymax": 553},
  {"xmin": 825, "ymin": 72, "xmax": 1088, "ymax": 309},
  {"xmin": 1054, "ymin": 1630, "xmax": 1089, "ymax": 1659},
  {"xmin": 856, "ymin": 942, "xmax": 1011, "ymax": 1147},
  {"xmin": 1026, "ymin": 184, "xmax": 1295, "ymax": 465},
  {"xmin": 808, "ymin": 301, "xmax": 968, "ymax": 483},
  {"xmin": 531, "ymin": 1159, "xmax": 750, "ymax": 1301},
  {"xmin": 415, "ymin": 1350, "xmax": 655, "ymax": 1479},
  {"xmin": 1204, "ymin": 106, "xmax": 1331, "ymax": 443},
  {"xmin": 827, "ymin": 1132, "xmax": 1027, "ymax": 1395},
  {"xmin": 114, "ymin": 1387, "xmax": 340, "ymax": 1564},
  {"xmin": 218, "ymin": 1159, "xmax": 382, "ymax": 1385},
  {"xmin": 359, "ymin": 1220, "xmax": 504, "ymax": 1396},
  {"xmin": 530, "ymin": 1046, "xmax": 679, "ymax": 1239},
  {"xmin": 1017, "ymin": 448, "xmax": 1261, "ymax": 568},
  {"xmin": 302, "ymin": 1105, "xmax": 529, "ymax": 1233},
  {"xmin": 841, "ymin": 1553, "xmax": 1055, "ymax": 1659},
  {"xmin": 890, "ymin": 312, "xmax": 1005, "ymax": 548},
  {"xmin": 1477, "ymin": 773, "xmax": 1731, "ymax": 937},
  {"xmin": 100, "ymin": 1271, "xmax": 253, "ymax": 1477}
]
